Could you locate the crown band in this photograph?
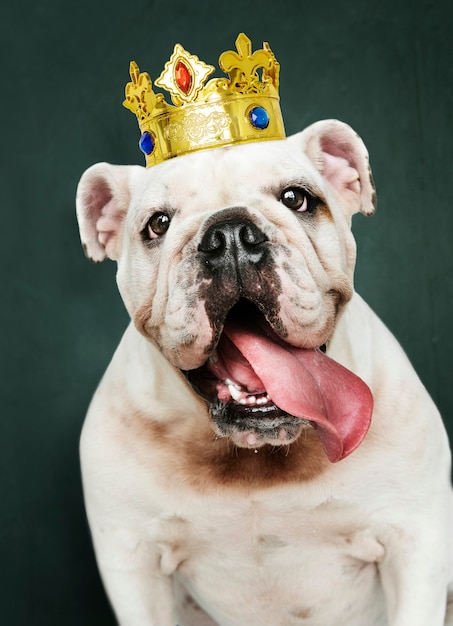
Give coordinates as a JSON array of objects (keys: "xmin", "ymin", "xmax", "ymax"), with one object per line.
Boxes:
[{"xmin": 123, "ymin": 34, "xmax": 286, "ymax": 167}]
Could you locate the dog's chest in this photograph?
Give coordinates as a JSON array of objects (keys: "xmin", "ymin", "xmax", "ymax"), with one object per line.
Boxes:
[{"xmin": 154, "ymin": 493, "xmax": 386, "ymax": 626}]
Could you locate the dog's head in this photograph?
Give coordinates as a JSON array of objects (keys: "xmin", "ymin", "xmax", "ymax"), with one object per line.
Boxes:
[{"xmin": 77, "ymin": 120, "xmax": 376, "ymax": 462}]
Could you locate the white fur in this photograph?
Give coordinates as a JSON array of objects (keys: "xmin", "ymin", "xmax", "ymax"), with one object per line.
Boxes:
[{"xmin": 77, "ymin": 121, "xmax": 453, "ymax": 625}]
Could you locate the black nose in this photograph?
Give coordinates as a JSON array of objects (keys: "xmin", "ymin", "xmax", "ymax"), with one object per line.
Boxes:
[{"xmin": 199, "ymin": 217, "xmax": 268, "ymax": 272}]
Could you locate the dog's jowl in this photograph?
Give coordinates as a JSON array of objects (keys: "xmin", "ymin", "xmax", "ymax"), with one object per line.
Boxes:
[{"xmin": 76, "ymin": 35, "xmax": 453, "ymax": 626}]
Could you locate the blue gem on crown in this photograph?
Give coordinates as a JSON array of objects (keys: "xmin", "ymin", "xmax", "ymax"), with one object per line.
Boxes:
[
  {"xmin": 139, "ymin": 131, "xmax": 155, "ymax": 155},
  {"xmin": 249, "ymin": 106, "xmax": 270, "ymax": 130}
]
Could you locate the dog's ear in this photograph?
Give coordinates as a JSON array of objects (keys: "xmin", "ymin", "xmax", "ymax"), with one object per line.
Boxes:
[
  {"xmin": 76, "ymin": 162, "xmax": 143, "ymax": 262},
  {"xmin": 291, "ymin": 120, "xmax": 377, "ymax": 219}
]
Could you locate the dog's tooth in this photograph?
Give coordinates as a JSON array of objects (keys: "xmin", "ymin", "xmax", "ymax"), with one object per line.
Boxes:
[
  {"xmin": 256, "ymin": 396, "xmax": 268, "ymax": 406},
  {"xmin": 246, "ymin": 395, "xmax": 257, "ymax": 405},
  {"xmin": 228, "ymin": 383, "xmax": 243, "ymax": 401},
  {"xmin": 225, "ymin": 378, "xmax": 241, "ymax": 390}
]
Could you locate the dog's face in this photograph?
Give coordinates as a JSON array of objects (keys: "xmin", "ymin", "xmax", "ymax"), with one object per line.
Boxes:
[{"xmin": 77, "ymin": 120, "xmax": 376, "ymax": 461}]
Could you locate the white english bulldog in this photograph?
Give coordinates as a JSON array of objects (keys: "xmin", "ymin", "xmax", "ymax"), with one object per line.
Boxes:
[{"xmin": 76, "ymin": 120, "xmax": 453, "ymax": 626}]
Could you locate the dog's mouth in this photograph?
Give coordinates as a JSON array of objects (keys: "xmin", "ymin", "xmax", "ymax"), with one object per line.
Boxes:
[{"xmin": 185, "ymin": 301, "xmax": 374, "ymax": 462}]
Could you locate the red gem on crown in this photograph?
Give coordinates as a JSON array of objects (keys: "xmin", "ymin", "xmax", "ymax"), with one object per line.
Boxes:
[{"xmin": 175, "ymin": 61, "xmax": 192, "ymax": 94}]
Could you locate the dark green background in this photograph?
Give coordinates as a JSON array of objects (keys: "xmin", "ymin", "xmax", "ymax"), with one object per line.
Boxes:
[{"xmin": 1, "ymin": 0, "xmax": 452, "ymax": 623}]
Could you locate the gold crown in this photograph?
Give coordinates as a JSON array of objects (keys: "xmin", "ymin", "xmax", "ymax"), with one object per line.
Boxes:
[{"xmin": 123, "ymin": 33, "xmax": 286, "ymax": 167}]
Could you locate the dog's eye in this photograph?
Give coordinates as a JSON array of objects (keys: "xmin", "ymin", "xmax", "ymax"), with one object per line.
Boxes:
[
  {"xmin": 280, "ymin": 188, "xmax": 309, "ymax": 212},
  {"xmin": 145, "ymin": 212, "xmax": 171, "ymax": 239}
]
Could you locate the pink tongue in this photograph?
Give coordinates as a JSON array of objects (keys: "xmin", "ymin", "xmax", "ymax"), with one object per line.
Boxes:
[{"xmin": 222, "ymin": 321, "xmax": 373, "ymax": 462}]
